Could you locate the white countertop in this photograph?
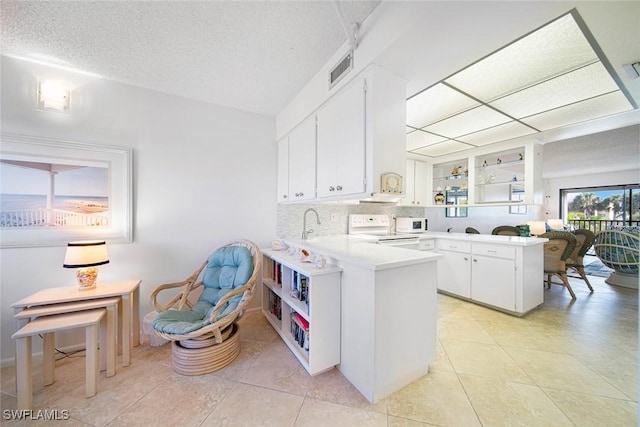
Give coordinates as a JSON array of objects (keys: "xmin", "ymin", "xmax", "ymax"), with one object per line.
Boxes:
[
  {"xmin": 283, "ymin": 235, "xmax": 442, "ymax": 271},
  {"xmin": 413, "ymin": 231, "xmax": 548, "ymax": 246}
]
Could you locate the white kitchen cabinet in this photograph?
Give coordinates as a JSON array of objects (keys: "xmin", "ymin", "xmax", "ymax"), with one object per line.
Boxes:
[
  {"xmin": 436, "ymin": 238, "xmax": 543, "ymax": 315},
  {"xmin": 287, "ymin": 115, "xmax": 317, "ymax": 202},
  {"xmin": 436, "ymin": 240, "xmax": 471, "ymax": 298},
  {"xmin": 471, "ymin": 245, "xmax": 516, "ymax": 311},
  {"xmin": 315, "ymin": 65, "xmax": 406, "ymax": 201},
  {"xmin": 277, "ymin": 138, "xmax": 289, "ymax": 203},
  {"xmin": 316, "ymin": 77, "xmax": 366, "ymax": 198},
  {"xmin": 401, "ymin": 159, "xmax": 428, "ymax": 206},
  {"xmin": 261, "ymin": 249, "xmax": 341, "ymax": 375}
]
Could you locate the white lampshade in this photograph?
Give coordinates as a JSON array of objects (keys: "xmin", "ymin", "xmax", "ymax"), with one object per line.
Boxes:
[
  {"xmin": 547, "ymin": 219, "xmax": 564, "ymax": 230},
  {"xmin": 527, "ymin": 221, "xmax": 547, "ymax": 236},
  {"xmin": 63, "ymin": 240, "xmax": 109, "ymax": 268}
]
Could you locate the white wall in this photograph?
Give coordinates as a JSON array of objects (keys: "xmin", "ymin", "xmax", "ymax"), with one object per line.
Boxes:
[{"xmin": 0, "ymin": 56, "xmax": 277, "ymax": 363}]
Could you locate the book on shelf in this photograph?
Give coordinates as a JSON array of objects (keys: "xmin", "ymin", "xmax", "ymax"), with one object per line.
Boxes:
[
  {"xmin": 268, "ymin": 291, "xmax": 282, "ymax": 320},
  {"xmin": 290, "ymin": 272, "xmax": 310, "ymax": 307},
  {"xmin": 290, "ymin": 311, "xmax": 310, "ymax": 351}
]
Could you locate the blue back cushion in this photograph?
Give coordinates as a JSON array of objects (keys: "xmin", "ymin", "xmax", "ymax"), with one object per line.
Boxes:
[
  {"xmin": 152, "ymin": 245, "xmax": 253, "ymax": 335},
  {"xmin": 197, "ymin": 246, "xmax": 253, "ymax": 317}
]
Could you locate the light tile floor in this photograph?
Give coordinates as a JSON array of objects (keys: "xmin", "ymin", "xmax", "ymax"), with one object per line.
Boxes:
[{"xmin": 1, "ymin": 274, "xmax": 637, "ymax": 426}]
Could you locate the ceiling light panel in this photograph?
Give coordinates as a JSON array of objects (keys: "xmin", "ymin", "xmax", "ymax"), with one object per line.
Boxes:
[
  {"xmin": 490, "ymin": 62, "xmax": 620, "ymax": 118},
  {"xmin": 406, "ymin": 129, "xmax": 448, "ymax": 151},
  {"xmin": 406, "ymin": 83, "xmax": 479, "ymax": 128},
  {"xmin": 410, "ymin": 140, "xmax": 473, "ymax": 157},
  {"xmin": 457, "ymin": 121, "xmax": 537, "ymax": 146},
  {"xmin": 444, "ymin": 13, "xmax": 598, "ymax": 102},
  {"xmin": 422, "ymin": 105, "xmax": 512, "ymax": 138},
  {"xmin": 521, "ymin": 91, "xmax": 633, "ymax": 131}
]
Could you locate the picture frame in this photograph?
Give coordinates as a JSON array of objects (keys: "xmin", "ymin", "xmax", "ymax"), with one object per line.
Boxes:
[
  {"xmin": 509, "ymin": 184, "xmax": 527, "ymax": 214},
  {"xmin": 0, "ymin": 134, "xmax": 133, "ymax": 248}
]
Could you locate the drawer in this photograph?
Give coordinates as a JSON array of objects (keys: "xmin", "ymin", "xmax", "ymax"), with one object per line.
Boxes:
[
  {"xmin": 418, "ymin": 240, "xmax": 435, "ymax": 250},
  {"xmin": 436, "ymin": 239, "xmax": 471, "ymax": 253},
  {"xmin": 472, "ymin": 243, "xmax": 515, "ymax": 259}
]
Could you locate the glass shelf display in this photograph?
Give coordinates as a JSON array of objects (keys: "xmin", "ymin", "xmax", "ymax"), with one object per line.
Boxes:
[
  {"xmin": 432, "ymin": 158, "xmax": 468, "ymax": 207},
  {"xmin": 474, "ymin": 148, "xmax": 526, "ymax": 204}
]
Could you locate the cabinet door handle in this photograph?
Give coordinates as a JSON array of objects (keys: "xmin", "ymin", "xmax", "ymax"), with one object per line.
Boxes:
[
  {"xmin": 329, "ymin": 186, "xmax": 335, "ymax": 192},
  {"xmin": 487, "ymin": 250, "xmax": 497, "ymax": 253},
  {"xmin": 463, "ymin": 257, "xmax": 468, "ymax": 261},
  {"xmin": 417, "ymin": 201, "xmax": 420, "ymax": 205},
  {"xmin": 473, "ymin": 258, "xmax": 478, "ymax": 262},
  {"xmin": 337, "ymin": 185, "xmax": 343, "ymax": 191},
  {"xmin": 283, "ymin": 195, "xmax": 287, "ymax": 199}
]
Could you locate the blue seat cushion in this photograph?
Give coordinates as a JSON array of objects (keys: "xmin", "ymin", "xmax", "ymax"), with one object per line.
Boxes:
[{"xmin": 152, "ymin": 246, "xmax": 253, "ymax": 335}]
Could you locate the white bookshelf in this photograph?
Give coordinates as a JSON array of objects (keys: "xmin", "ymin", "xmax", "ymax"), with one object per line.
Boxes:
[{"xmin": 261, "ymin": 248, "xmax": 342, "ymax": 375}]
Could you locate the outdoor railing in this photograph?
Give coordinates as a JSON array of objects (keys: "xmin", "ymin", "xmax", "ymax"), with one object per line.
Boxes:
[
  {"xmin": 0, "ymin": 209, "xmax": 108, "ymax": 228},
  {"xmin": 566, "ymin": 219, "xmax": 640, "ymax": 234}
]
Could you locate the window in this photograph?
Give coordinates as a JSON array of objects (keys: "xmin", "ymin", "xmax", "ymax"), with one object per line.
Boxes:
[{"xmin": 560, "ymin": 184, "xmax": 640, "ymax": 232}]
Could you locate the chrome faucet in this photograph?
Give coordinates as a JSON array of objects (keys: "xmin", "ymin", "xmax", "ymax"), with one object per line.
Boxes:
[{"xmin": 302, "ymin": 208, "xmax": 321, "ymax": 240}]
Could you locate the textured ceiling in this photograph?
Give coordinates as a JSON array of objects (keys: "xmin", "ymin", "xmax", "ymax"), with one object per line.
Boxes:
[{"xmin": 0, "ymin": 1, "xmax": 380, "ymax": 117}]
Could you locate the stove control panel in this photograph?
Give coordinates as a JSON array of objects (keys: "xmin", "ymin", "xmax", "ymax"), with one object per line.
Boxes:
[{"xmin": 348, "ymin": 214, "xmax": 390, "ymax": 235}]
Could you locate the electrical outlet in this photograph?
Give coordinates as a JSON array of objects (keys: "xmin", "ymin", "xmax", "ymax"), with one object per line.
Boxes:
[{"xmin": 331, "ymin": 213, "xmax": 340, "ymax": 222}]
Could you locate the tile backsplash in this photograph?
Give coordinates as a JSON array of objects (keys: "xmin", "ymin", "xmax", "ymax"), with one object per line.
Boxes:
[{"xmin": 276, "ymin": 203, "xmax": 426, "ymax": 239}]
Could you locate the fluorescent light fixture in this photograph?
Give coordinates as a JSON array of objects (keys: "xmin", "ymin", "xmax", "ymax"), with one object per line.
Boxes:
[
  {"xmin": 410, "ymin": 140, "xmax": 473, "ymax": 157},
  {"xmin": 37, "ymin": 79, "xmax": 70, "ymax": 113},
  {"xmin": 406, "ymin": 10, "xmax": 636, "ymax": 158},
  {"xmin": 406, "ymin": 129, "xmax": 447, "ymax": 150}
]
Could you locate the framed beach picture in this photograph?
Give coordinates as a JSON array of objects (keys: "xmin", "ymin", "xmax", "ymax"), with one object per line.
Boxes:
[{"xmin": 0, "ymin": 134, "xmax": 132, "ymax": 248}]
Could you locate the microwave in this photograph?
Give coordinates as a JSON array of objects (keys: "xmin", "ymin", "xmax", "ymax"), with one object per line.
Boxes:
[{"xmin": 396, "ymin": 217, "xmax": 427, "ymax": 233}]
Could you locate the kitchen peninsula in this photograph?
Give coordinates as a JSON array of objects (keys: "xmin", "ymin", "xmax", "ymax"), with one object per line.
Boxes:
[
  {"xmin": 264, "ymin": 236, "xmax": 441, "ymax": 403},
  {"xmin": 262, "ymin": 232, "xmax": 547, "ymax": 403}
]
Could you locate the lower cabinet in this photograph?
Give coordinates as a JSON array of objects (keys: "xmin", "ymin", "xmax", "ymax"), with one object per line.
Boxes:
[
  {"xmin": 436, "ymin": 240, "xmax": 541, "ymax": 315},
  {"xmin": 436, "ymin": 240, "xmax": 471, "ymax": 298},
  {"xmin": 261, "ymin": 249, "xmax": 341, "ymax": 375},
  {"xmin": 471, "ymin": 254, "xmax": 516, "ymax": 311}
]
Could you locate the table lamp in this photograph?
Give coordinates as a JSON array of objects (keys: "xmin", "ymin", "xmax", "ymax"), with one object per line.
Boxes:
[
  {"xmin": 527, "ymin": 221, "xmax": 547, "ymax": 236},
  {"xmin": 547, "ymin": 219, "xmax": 564, "ymax": 230},
  {"xmin": 63, "ymin": 240, "xmax": 109, "ymax": 290}
]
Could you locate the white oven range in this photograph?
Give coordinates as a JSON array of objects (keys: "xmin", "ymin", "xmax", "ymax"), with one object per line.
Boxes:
[{"xmin": 348, "ymin": 214, "xmax": 432, "ymax": 250}]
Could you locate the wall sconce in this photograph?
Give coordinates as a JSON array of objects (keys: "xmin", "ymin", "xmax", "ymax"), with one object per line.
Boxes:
[
  {"xmin": 37, "ymin": 79, "xmax": 70, "ymax": 113},
  {"xmin": 63, "ymin": 240, "xmax": 109, "ymax": 290},
  {"xmin": 527, "ymin": 221, "xmax": 547, "ymax": 236}
]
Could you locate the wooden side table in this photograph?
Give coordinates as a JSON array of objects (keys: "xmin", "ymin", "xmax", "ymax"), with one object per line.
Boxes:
[
  {"xmin": 11, "ymin": 280, "xmax": 141, "ymax": 367},
  {"xmin": 12, "ymin": 309, "xmax": 106, "ymax": 410}
]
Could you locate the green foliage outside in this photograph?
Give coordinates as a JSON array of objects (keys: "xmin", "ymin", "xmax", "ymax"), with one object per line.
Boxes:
[{"xmin": 567, "ymin": 191, "xmax": 640, "ymax": 221}]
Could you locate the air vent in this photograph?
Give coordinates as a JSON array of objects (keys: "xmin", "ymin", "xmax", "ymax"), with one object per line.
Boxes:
[{"xmin": 329, "ymin": 50, "xmax": 353, "ymax": 89}]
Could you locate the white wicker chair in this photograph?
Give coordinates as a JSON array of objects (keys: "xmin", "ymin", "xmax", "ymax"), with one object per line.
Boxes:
[{"xmin": 594, "ymin": 229, "xmax": 639, "ymax": 289}]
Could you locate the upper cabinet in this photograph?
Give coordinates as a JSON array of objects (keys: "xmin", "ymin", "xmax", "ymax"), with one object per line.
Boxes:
[
  {"xmin": 279, "ymin": 65, "xmax": 407, "ymax": 203},
  {"xmin": 426, "ymin": 140, "xmax": 542, "ymax": 207},
  {"xmin": 316, "ymin": 77, "xmax": 366, "ymax": 198},
  {"xmin": 277, "ymin": 138, "xmax": 289, "ymax": 203},
  {"xmin": 401, "ymin": 159, "xmax": 428, "ymax": 206},
  {"xmin": 277, "ymin": 115, "xmax": 317, "ymax": 202}
]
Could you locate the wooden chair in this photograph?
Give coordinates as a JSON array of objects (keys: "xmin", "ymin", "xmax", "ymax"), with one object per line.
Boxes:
[
  {"xmin": 465, "ymin": 227, "xmax": 480, "ymax": 234},
  {"xmin": 565, "ymin": 229, "xmax": 595, "ymax": 292},
  {"xmin": 540, "ymin": 231, "xmax": 577, "ymax": 299},
  {"xmin": 150, "ymin": 239, "xmax": 261, "ymax": 375},
  {"xmin": 491, "ymin": 225, "xmax": 520, "ymax": 236}
]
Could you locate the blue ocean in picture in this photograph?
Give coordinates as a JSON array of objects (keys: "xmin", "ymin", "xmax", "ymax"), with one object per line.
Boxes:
[
  {"xmin": 0, "ymin": 194, "xmax": 109, "ymax": 227},
  {"xmin": 1, "ymin": 194, "xmax": 109, "ymax": 212}
]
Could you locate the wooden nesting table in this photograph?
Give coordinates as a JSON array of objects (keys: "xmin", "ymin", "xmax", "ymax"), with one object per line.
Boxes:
[{"xmin": 11, "ymin": 280, "xmax": 142, "ymax": 367}]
